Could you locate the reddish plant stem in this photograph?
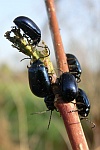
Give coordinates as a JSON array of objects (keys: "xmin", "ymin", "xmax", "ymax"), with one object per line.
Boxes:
[
  {"xmin": 45, "ymin": 0, "xmax": 68, "ymax": 73},
  {"xmin": 45, "ymin": 0, "xmax": 89, "ymax": 150}
]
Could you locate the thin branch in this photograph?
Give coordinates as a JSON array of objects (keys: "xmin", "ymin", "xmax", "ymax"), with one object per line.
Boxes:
[
  {"xmin": 45, "ymin": 0, "xmax": 69, "ymax": 73},
  {"xmin": 45, "ymin": 0, "xmax": 89, "ymax": 149}
]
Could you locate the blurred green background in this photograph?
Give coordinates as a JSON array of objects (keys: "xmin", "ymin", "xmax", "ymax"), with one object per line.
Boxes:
[
  {"xmin": 0, "ymin": 0, "xmax": 100, "ymax": 150},
  {"xmin": 1, "ymin": 64, "xmax": 100, "ymax": 150}
]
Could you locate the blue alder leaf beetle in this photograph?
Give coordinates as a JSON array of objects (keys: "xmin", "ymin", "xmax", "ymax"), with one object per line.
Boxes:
[
  {"xmin": 13, "ymin": 16, "xmax": 41, "ymax": 46},
  {"xmin": 73, "ymin": 88, "xmax": 95, "ymax": 128},
  {"xmin": 59, "ymin": 72, "xmax": 78, "ymax": 102},
  {"xmin": 44, "ymin": 93, "xmax": 57, "ymax": 129},
  {"xmin": 28, "ymin": 59, "xmax": 53, "ymax": 98},
  {"xmin": 44, "ymin": 94, "xmax": 56, "ymax": 111},
  {"xmin": 76, "ymin": 88, "xmax": 90, "ymax": 117},
  {"xmin": 66, "ymin": 53, "xmax": 82, "ymax": 83}
]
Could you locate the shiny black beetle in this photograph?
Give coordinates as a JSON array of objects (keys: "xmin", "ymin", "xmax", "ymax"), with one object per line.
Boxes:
[
  {"xmin": 76, "ymin": 88, "xmax": 95, "ymax": 128},
  {"xmin": 66, "ymin": 53, "xmax": 82, "ymax": 83},
  {"xmin": 59, "ymin": 72, "xmax": 78, "ymax": 102},
  {"xmin": 76, "ymin": 88, "xmax": 90, "ymax": 117},
  {"xmin": 28, "ymin": 59, "xmax": 52, "ymax": 98},
  {"xmin": 44, "ymin": 94, "xmax": 56, "ymax": 111},
  {"xmin": 13, "ymin": 16, "xmax": 41, "ymax": 45},
  {"xmin": 44, "ymin": 93, "xmax": 57, "ymax": 129}
]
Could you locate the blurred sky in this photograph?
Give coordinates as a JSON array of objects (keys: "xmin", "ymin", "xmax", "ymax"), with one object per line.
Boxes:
[{"xmin": 0, "ymin": 0, "xmax": 100, "ymax": 71}]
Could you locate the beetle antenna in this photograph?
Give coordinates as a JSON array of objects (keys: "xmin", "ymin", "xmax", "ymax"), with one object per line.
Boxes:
[
  {"xmin": 47, "ymin": 110, "xmax": 53, "ymax": 130},
  {"xmin": 30, "ymin": 110, "xmax": 53, "ymax": 129},
  {"xmin": 20, "ymin": 57, "xmax": 31, "ymax": 62},
  {"xmin": 80, "ymin": 117, "xmax": 96, "ymax": 129},
  {"xmin": 30, "ymin": 109, "xmax": 50, "ymax": 115}
]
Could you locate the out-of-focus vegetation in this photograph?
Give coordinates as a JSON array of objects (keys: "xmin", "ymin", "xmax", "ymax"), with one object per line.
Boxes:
[
  {"xmin": 1, "ymin": 0, "xmax": 100, "ymax": 149},
  {"xmin": 0, "ymin": 63, "xmax": 100, "ymax": 150}
]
